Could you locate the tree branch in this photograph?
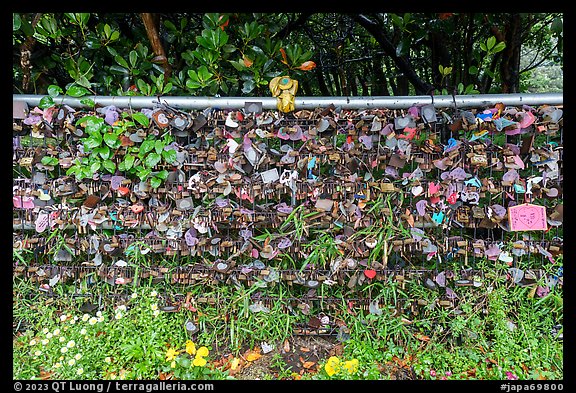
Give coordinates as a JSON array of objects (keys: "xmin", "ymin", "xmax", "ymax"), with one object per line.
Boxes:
[
  {"xmin": 351, "ymin": 14, "xmax": 433, "ymax": 94},
  {"xmin": 274, "ymin": 13, "xmax": 313, "ymax": 40},
  {"xmin": 140, "ymin": 13, "xmax": 172, "ymax": 79}
]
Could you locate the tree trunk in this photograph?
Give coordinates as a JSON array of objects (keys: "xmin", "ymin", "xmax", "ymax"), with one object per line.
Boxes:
[
  {"xmin": 140, "ymin": 13, "xmax": 172, "ymax": 79},
  {"xmin": 19, "ymin": 13, "xmax": 43, "ymax": 93},
  {"xmin": 500, "ymin": 13, "xmax": 522, "ymax": 93},
  {"xmin": 315, "ymin": 67, "xmax": 331, "ymax": 96}
]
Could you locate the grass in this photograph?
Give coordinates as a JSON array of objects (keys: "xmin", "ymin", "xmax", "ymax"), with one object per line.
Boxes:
[{"xmin": 13, "ymin": 254, "xmax": 563, "ymax": 380}]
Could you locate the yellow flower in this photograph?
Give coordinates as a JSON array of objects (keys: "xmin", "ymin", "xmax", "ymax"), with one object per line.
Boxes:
[
  {"xmin": 41, "ymin": 339, "xmax": 49, "ymax": 346},
  {"xmin": 324, "ymin": 356, "xmax": 341, "ymax": 376},
  {"xmin": 170, "ymin": 360, "xmax": 176, "ymax": 369},
  {"xmin": 54, "ymin": 362, "xmax": 62, "ymax": 369},
  {"xmin": 42, "ymin": 328, "xmax": 49, "ymax": 334},
  {"xmin": 196, "ymin": 346, "xmax": 209, "ymax": 357},
  {"xmin": 192, "ymin": 356, "xmax": 207, "ymax": 367},
  {"xmin": 151, "ymin": 290, "xmax": 158, "ymax": 297},
  {"xmin": 342, "ymin": 359, "xmax": 359, "ymax": 374},
  {"xmin": 165, "ymin": 348, "xmax": 180, "ymax": 362},
  {"xmin": 185, "ymin": 340, "xmax": 196, "ymax": 356}
]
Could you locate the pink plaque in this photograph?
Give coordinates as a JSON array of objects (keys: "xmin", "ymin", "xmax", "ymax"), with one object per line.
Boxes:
[{"xmin": 508, "ymin": 203, "xmax": 547, "ymax": 231}]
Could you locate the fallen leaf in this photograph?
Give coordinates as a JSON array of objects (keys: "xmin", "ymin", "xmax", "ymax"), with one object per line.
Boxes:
[
  {"xmin": 283, "ymin": 339, "xmax": 291, "ymax": 353},
  {"xmin": 300, "ymin": 346, "xmax": 310, "ymax": 353},
  {"xmin": 244, "ymin": 349, "xmax": 262, "ymax": 362},
  {"xmin": 302, "ymin": 361, "xmax": 316, "ymax": 369},
  {"xmin": 414, "ymin": 333, "xmax": 430, "ymax": 342}
]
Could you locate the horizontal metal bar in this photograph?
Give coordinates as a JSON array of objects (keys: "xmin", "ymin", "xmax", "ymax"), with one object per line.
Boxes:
[{"xmin": 13, "ymin": 92, "xmax": 563, "ymax": 110}]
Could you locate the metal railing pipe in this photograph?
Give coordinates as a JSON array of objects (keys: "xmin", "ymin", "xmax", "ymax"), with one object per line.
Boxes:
[{"xmin": 13, "ymin": 92, "xmax": 563, "ymax": 110}]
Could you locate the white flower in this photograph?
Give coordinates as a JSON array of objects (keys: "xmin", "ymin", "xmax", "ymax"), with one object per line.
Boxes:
[
  {"xmin": 42, "ymin": 328, "xmax": 49, "ymax": 334},
  {"xmin": 46, "ymin": 332, "xmax": 53, "ymax": 339},
  {"xmin": 80, "ymin": 328, "xmax": 87, "ymax": 335},
  {"xmin": 96, "ymin": 311, "xmax": 102, "ymax": 317},
  {"xmin": 89, "ymin": 317, "xmax": 98, "ymax": 325},
  {"xmin": 53, "ymin": 329, "xmax": 61, "ymax": 336},
  {"xmin": 67, "ymin": 340, "xmax": 75, "ymax": 348},
  {"xmin": 150, "ymin": 304, "xmax": 158, "ymax": 311},
  {"xmin": 41, "ymin": 339, "xmax": 49, "ymax": 346},
  {"xmin": 82, "ymin": 314, "xmax": 90, "ymax": 322},
  {"xmin": 69, "ymin": 319, "xmax": 76, "ymax": 325},
  {"xmin": 59, "ymin": 337, "xmax": 65, "ymax": 343},
  {"xmin": 34, "ymin": 350, "xmax": 42, "ymax": 356},
  {"xmin": 115, "ymin": 313, "xmax": 122, "ymax": 320},
  {"xmin": 54, "ymin": 362, "xmax": 62, "ymax": 369},
  {"xmin": 68, "ymin": 358, "xmax": 76, "ymax": 366},
  {"xmin": 61, "ymin": 347, "xmax": 68, "ymax": 354},
  {"xmin": 150, "ymin": 290, "xmax": 158, "ymax": 297},
  {"xmin": 131, "ymin": 293, "xmax": 138, "ymax": 299},
  {"xmin": 117, "ymin": 305, "xmax": 127, "ymax": 312},
  {"xmin": 152, "ymin": 310, "xmax": 160, "ymax": 317},
  {"xmin": 74, "ymin": 353, "xmax": 82, "ymax": 360},
  {"xmin": 98, "ymin": 316, "xmax": 104, "ymax": 323},
  {"xmin": 29, "ymin": 339, "xmax": 37, "ymax": 346},
  {"xmin": 76, "ymin": 368, "xmax": 84, "ymax": 375},
  {"xmin": 60, "ymin": 314, "xmax": 68, "ymax": 322},
  {"xmin": 104, "ymin": 357, "xmax": 112, "ymax": 363}
]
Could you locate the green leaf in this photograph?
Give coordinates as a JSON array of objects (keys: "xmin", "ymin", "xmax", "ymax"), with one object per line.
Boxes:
[
  {"xmin": 109, "ymin": 65, "xmax": 129, "ymax": 75},
  {"xmin": 115, "ymin": 55, "xmax": 130, "ymax": 69},
  {"xmin": 41, "ymin": 156, "xmax": 58, "ymax": 166},
  {"xmin": 104, "ymin": 133, "xmax": 120, "ymax": 149},
  {"xmin": 90, "ymin": 161, "xmax": 101, "ymax": 173},
  {"xmin": 98, "ymin": 145, "xmax": 111, "ymax": 160},
  {"xmin": 479, "ymin": 42, "xmax": 487, "ymax": 52},
  {"xmin": 84, "ymin": 136, "xmax": 101, "ymax": 150},
  {"xmin": 123, "ymin": 154, "xmax": 135, "ymax": 171},
  {"xmin": 155, "ymin": 169, "xmax": 169, "ymax": 181},
  {"xmin": 80, "ymin": 98, "xmax": 96, "ymax": 108},
  {"xmin": 150, "ymin": 176, "xmax": 162, "ymax": 189},
  {"xmin": 145, "ymin": 152, "xmax": 161, "ymax": 168},
  {"xmin": 76, "ymin": 76, "xmax": 92, "ymax": 89},
  {"xmin": 102, "ymin": 159, "xmax": 116, "ymax": 174},
  {"xmin": 66, "ymin": 85, "xmax": 89, "ymax": 97},
  {"xmin": 492, "ymin": 42, "xmax": 506, "ymax": 54},
  {"xmin": 161, "ymin": 149, "xmax": 177, "ymax": 163},
  {"xmin": 468, "ymin": 66, "xmax": 478, "ymax": 75},
  {"xmin": 140, "ymin": 139, "xmax": 155, "ymax": 156},
  {"xmin": 487, "ymin": 36, "xmax": 496, "ymax": 50},
  {"xmin": 132, "ymin": 112, "xmax": 150, "ymax": 128},
  {"xmin": 20, "ymin": 17, "xmax": 34, "ymax": 37},
  {"xmin": 110, "ymin": 31, "xmax": 120, "ymax": 41},
  {"xmin": 129, "ymin": 50, "xmax": 138, "ymax": 68},
  {"xmin": 13, "ymin": 14, "xmax": 21, "ymax": 31},
  {"xmin": 137, "ymin": 167, "xmax": 152, "ymax": 181},
  {"xmin": 38, "ymin": 96, "xmax": 54, "ymax": 109},
  {"xmin": 162, "ymin": 83, "xmax": 173, "ymax": 94},
  {"xmin": 106, "ymin": 46, "xmax": 118, "ymax": 57},
  {"xmin": 154, "ymin": 140, "xmax": 164, "ymax": 154},
  {"xmin": 47, "ymin": 85, "xmax": 63, "ymax": 97},
  {"xmin": 104, "ymin": 23, "xmax": 112, "ymax": 39}
]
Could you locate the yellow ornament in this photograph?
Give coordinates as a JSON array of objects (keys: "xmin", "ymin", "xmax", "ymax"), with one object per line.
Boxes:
[{"xmin": 269, "ymin": 76, "xmax": 298, "ymax": 113}]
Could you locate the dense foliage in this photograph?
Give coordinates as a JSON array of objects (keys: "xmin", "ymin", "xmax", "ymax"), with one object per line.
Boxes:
[{"xmin": 13, "ymin": 13, "xmax": 563, "ymax": 97}]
